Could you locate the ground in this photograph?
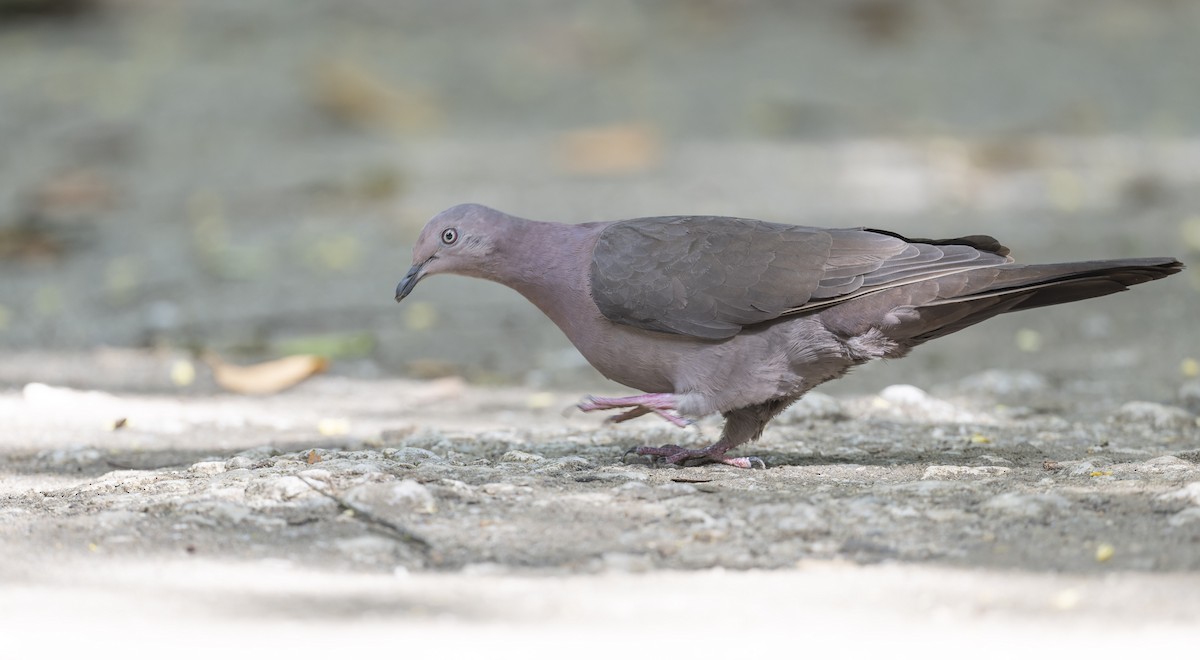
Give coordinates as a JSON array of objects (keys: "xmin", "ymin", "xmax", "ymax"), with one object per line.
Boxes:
[
  {"xmin": 2, "ymin": 1, "xmax": 1200, "ymax": 655},
  {"xmin": 2, "ymin": 354, "xmax": 1200, "ymax": 651}
]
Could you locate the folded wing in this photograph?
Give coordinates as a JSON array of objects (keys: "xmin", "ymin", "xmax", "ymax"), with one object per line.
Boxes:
[{"xmin": 589, "ymin": 216, "xmax": 1012, "ymax": 339}]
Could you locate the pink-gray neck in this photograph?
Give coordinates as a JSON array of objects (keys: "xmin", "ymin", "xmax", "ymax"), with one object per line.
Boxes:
[{"xmin": 483, "ymin": 215, "xmax": 602, "ymax": 341}]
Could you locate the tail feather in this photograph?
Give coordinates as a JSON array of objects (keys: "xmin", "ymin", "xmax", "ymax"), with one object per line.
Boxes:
[
  {"xmin": 906, "ymin": 257, "xmax": 1183, "ymax": 344},
  {"xmin": 998, "ymin": 258, "xmax": 1183, "ymax": 311}
]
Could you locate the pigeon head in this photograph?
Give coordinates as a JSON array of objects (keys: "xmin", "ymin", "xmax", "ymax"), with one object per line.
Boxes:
[{"xmin": 395, "ymin": 203, "xmax": 509, "ymax": 302}]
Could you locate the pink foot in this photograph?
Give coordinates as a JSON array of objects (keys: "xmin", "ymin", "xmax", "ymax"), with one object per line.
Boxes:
[
  {"xmin": 577, "ymin": 393, "xmax": 692, "ymax": 428},
  {"xmin": 626, "ymin": 444, "xmax": 765, "ymax": 469}
]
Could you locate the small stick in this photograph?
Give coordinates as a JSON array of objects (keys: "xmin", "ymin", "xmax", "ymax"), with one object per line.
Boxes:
[{"xmin": 296, "ymin": 474, "xmax": 432, "ymax": 554}]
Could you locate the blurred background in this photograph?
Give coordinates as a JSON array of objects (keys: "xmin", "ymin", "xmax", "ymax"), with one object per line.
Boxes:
[{"xmin": 1, "ymin": 0, "xmax": 1197, "ymax": 402}]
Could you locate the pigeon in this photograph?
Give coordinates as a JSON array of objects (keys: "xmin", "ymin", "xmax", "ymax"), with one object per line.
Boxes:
[{"xmin": 395, "ymin": 204, "xmax": 1183, "ymax": 468}]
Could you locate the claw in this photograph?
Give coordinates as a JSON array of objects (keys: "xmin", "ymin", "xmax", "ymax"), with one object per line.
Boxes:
[{"xmin": 628, "ymin": 443, "xmax": 764, "ymax": 469}]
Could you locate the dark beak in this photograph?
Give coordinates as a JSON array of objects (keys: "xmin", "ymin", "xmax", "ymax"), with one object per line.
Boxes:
[{"xmin": 394, "ymin": 262, "xmax": 425, "ymax": 302}]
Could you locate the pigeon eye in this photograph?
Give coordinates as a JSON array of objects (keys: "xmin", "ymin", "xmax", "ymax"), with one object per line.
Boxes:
[{"xmin": 441, "ymin": 228, "xmax": 459, "ymax": 245}]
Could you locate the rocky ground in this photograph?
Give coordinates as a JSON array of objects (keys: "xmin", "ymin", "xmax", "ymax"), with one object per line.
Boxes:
[
  {"xmin": 2, "ymin": 353, "xmax": 1200, "ymax": 652},
  {"xmin": 3, "ymin": 1, "xmax": 1200, "ymax": 655}
]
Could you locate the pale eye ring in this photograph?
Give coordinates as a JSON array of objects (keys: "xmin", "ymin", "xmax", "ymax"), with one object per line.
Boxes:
[{"xmin": 440, "ymin": 228, "xmax": 459, "ymax": 245}]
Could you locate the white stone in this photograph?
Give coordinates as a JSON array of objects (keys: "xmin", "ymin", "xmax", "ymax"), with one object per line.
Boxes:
[
  {"xmin": 264, "ymin": 475, "xmax": 314, "ymax": 501},
  {"xmin": 1112, "ymin": 401, "xmax": 1196, "ymax": 430},
  {"xmin": 346, "ymin": 480, "xmax": 436, "ymax": 514},
  {"xmin": 1157, "ymin": 482, "xmax": 1200, "ymax": 507},
  {"xmin": 922, "ymin": 465, "xmax": 1012, "ymax": 479},
  {"xmin": 189, "ymin": 461, "xmax": 226, "ymax": 476},
  {"xmin": 383, "ymin": 447, "xmax": 444, "ymax": 464},
  {"xmin": 500, "ymin": 450, "xmax": 545, "ymax": 463},
  {"xmin": 876, "ymin": 384, "xmax": 980, "ymax": 423}
]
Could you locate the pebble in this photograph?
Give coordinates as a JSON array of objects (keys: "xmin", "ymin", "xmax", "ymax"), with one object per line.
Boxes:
[
  {"xmin": 383, "ymin": 447, "xmax": 444, "ymax": 464},
  {"xmin": 298, "ymin": 468, "xmax": 331, "ymax": 482},
  {"xmin": 1131, "ymin": 456, "xmax": 1196, "ymax": 475},
  {"xmin": 261, "ymin": 475, "xmax": 316, "ymax": 502},
  {"xmin": 874, "ymin": 384, "xmax": 979, "ymax": 423},
  {"xmin": 224, "ymin": 456, "xmax": 255, "ymax": 470},
  {"xmin": 980, "ymin": 492, "xmax": 1070, "ymax": 520},
  {"xmin": 1111, "ymin": 401, "xmax": 1196, "ymax": 431},
  {"xmin": 1157, "ymin": 482, "xmax": 1200, "ymax": 507},
  {"xmin": 481, "ymin": 482, "xmax": 517, "ymax": 496},
  {"xmin": 37, "ymin": 446, "xmax": 102, "ymax": 469},
  {"xmin": 532, "ymin": 456, "xmax": 592, "ymax": 475},
  {"xmin": 922, "ymin": 465, "xmax": 1012, "ymax": 480},
  {"xmin": 345, "ymin": 480, "xmax": 436, "ymax": 514},
  {"xmin": 189, "ymin": 461, "xmax": 226, "ymax": 476},
  {"xmin": 500, "ymin": 450, "xmax": 545, "ymax": 463}
]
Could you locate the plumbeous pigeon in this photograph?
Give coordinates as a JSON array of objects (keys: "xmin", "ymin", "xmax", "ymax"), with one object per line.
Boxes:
[{"xmin": 395, "ymin": 204, "xmax": 1183, "ymax": 468}]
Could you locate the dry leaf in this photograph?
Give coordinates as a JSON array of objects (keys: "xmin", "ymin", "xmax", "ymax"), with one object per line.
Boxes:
[
  {"xmin": 405, "ymin": 358, "xmax": 460, "ymax": 380},
  {"xmin": 317, "ymin": 418, "xmax": 350, "ymax": 437},
  {"xmin": 306, "ymin": 449, "xmax": 322, "ymax": 464},
  {"xmin": 312, "ymin": 58, "xmax": 441, "ymax": 134},
  {"xmin": 35, "ymin": 169, "xmax": 117, "ymax": 216},
  {"xmin": 205, "ymin": 353, "xmax": 328, "ymax": 395},
  {"xmin": 0, "ymin": 221, "xmax": 69, "ymax": 261},
  {"xmin": 557, "ymin": 123, "xmax": 661, "ymax": 175},
  {"xmin": 413, "ymin": 376, "xmax": 466, "ymax": 405}
]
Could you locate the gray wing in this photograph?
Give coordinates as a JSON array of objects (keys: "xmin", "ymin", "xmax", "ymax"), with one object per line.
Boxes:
[{"xmin": 589, "ymin": 216, "xmax": 1012, "ymax": 339}]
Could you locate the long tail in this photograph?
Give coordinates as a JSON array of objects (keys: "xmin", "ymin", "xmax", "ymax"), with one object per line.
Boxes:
[{"xmin": 905, "ymin": 257, "xmax": 1184, "ymax": 343}]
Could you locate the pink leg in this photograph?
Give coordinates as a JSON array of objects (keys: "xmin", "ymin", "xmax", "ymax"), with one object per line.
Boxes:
[
  {"xmin": 627, "ymin": 441, "xmax": 765, "ymax": 469},
  {"xmin": 628, "ymin": 405, "xmax": 770, "ymax": 468},
  {"xmin": 577, "ymin": 393, "xmax": 692, "ymax": 428}
]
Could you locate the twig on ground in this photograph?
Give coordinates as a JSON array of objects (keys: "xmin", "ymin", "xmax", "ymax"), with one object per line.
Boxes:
[{"xmin": 295, "ymin": 474, "xmax": 432, "ymax": 554}]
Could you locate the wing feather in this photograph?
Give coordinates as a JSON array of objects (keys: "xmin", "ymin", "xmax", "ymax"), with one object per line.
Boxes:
[{"xmin": 589, "ymin": 216, "xmax": 1012, "ymax": 339}]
